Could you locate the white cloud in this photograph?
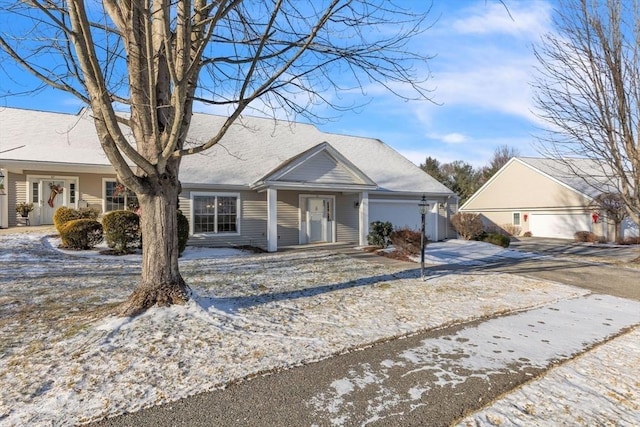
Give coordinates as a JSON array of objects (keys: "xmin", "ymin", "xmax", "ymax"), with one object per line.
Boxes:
[
  {"xmin": 451, "ymin": 1, "xmax": 553, "ymax": 38},
  {"xmin": 441, "ymin": 132, "xmax": 467, "ymax": 144}
]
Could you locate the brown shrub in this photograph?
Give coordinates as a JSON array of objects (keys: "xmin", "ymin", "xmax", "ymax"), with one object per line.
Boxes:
[
  {"xmin": 500, "ymin": 224, "xmax": 521, "ymax": 237},
  {"xmin": 389, "ymin": 227, "xmax": 423, "ymax": 256},
  {"xmin": 451, "ymin": 213, "xmax": 484, "ymax": 240},
  {"xmin": 574, "ymin": 230, "xmax": 598, "ymax": 243}
]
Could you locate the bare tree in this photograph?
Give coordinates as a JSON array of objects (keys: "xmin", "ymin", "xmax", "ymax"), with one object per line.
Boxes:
[
  {"xmin": 482, "ymin": 145, "xmax": 520, "ymax": 182},
  {"xmin": 0, "ymin": 1, "xmax": 434, "ymax": 316},
  {"xmin": 532, "ymin": 0, "xmax": 640, "ymax": 229},
  {"xmin": 593, "ymin": 192, "xmax": 628, "ymax": 243}
]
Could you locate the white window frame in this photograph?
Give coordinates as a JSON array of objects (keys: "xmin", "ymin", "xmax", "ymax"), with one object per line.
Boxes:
[
  {"xmin": 512, "ymin": 212, "xmax": 521, "ymax": 226},
  {"xmin": 102, "ymin": 178, "xmax": 138, "ymax": 213},
  {"xmin": 190, "ymin": 192, "xmax": 241, "ymax": 236}
]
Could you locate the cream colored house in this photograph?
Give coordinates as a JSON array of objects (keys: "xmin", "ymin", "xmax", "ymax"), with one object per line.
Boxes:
[
  {"xmin": 0, "ymin": 107, "xmax": 457, "ymax": 251},
  {"xmin": 460, "ymin": 157, "xmax": 638, "ymax": 240}
]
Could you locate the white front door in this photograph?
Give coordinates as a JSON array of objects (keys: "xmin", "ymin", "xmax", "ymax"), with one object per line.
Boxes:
[
  {"xmin": 303, "ymin": 197, "xmax": 335, "ymax": 244},
  {"xmin": 308, "ymin": 198, "xmax": 326, "ymax": 243},
  {"xmin": 40, "ymin": 180, "xmax": 66, "ymax": 224}
]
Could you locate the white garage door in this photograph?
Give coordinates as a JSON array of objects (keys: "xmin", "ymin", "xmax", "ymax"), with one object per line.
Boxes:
[
  {"xmin": 530, "ymin": 213, "xmax": 590, "ymax": 239},
  {"xmin": 369, "ymin": 200, "xmax": 437, "ymax": 240}
]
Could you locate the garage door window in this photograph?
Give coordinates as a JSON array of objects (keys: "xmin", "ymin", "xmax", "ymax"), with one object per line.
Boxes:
[{"xmin": 512, "ymin": 212, "xmax": 521, "ymax": 226}]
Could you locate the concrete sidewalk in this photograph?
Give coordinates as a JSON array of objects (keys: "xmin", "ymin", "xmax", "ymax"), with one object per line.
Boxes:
[{"xmin": 90, "ymin": 294, "xmax": 640, "ymax": 426}]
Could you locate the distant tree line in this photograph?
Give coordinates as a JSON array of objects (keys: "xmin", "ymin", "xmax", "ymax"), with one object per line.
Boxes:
[{"xmin": 420, "ymin": 145, "xmax": 519, "ymax": 204}]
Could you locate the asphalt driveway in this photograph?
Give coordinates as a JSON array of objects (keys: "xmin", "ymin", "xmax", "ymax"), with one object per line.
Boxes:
[{"xmin": 509, "ymin": 236, "xmax": 640, "ymax": 262}]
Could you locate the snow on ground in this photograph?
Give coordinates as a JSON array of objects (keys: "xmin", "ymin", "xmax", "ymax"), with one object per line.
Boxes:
[
  {"xmin": 307, "ymin": 295, "xmax": 640, "ymax": 425},
  {"xmin": 0, "ymin": 232, "xmax": 637, "ymax": 426},
  {"xmin": 457, "ymin": 326, "xmax": 640, "ymax": 426},
  {"xmin": 411, "ymin": 239, "xmax": 543, "ymax": 266}
]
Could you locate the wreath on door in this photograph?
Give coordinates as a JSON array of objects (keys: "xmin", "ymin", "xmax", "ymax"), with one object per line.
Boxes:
[{"xmin": 48, "ymin": 183, "xmax": 63, "ymax": 208}]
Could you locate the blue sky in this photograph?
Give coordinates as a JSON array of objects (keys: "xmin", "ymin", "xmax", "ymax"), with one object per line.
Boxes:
[{"xmin": 0, "ymin": 0, "xmax": 556, "ymax": 167}]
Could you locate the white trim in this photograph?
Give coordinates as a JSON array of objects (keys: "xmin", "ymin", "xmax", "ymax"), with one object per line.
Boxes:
[
  {"xmin": 102, "ymin": 178, "xmax": 142, "ymax": 213},
  {"xmin": 298, "ymin": 194, "xmax": 336, "ymax": 245},
  {"xmin": 190, "ymin": 191, "xmax": 241, "ymax": 237},
  {"xmin": 512, "ymin": 212, "xmax": 521, "ymax": 226},
  {"xmin": 26, "ymin": 174, "xmax": 79, "ymax": 225},
  {"xmin": 359, "ymin": 191, "xmax": 369, "ymax": 246},
  {"xmin": 267, "ymin": 188, "xmax": 278, "ymax": 252}
]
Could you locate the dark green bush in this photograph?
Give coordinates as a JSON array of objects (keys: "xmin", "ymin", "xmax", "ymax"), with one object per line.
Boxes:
[
  {"xmin": 367, "ymin": 221, "xmax": 393, "ymax": 247},
  {"xmin": 177, "ymin": 210, "xmax": 189, "ymax": 256},
  {"xmin": 482, "ymin": 233, "xmax": 511, "ymax": 248},
  {"xmin": 102, "ymin": 210, "xmax": 141, "ymax": 254},
  {"xmin": 59, "ymin": 219, "xmax": 103, "ymax": 249},
  {"xmin": 54, "ymin": 206, "xmax": 82, "ymax": 232},
  {"xmin": 389, "ymin": 227, "xmax": 423, "ymax": 256}
]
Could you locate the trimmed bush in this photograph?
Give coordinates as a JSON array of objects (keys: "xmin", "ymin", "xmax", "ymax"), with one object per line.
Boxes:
[
  {"xmin": 367, "ymin": 221, "xmax": 393, "ymax": 247},
  {"xmin": 523, "ymin": 231, "xmax": 533, "ymax": 237},
  {"xmin": 54, "ymin": 206, "xmax": 81, "ymax": 232},
  {"xmin": 451, "ymin": 213, "xmax": 484, "ymax": 240},
  {"xmin": 177, "ymin": 210, "xmax": 189, "ymax": 256},
  {"xmin": 482, "ymin": 232, "xmax": 510, "ymax": 248},
  {"xmin": 102, "ymin": 210, "xmax": 141, "ymax": 254},
  {"xmin": 389, "ymin": 227, "xmax": 423, "ymax": 256},
  {"xmin": 59, "ymin": 219, "xmax": 103, "ymax": 249},
  {"xmin": 574, "ymin": 230, "xmax": 597, "ymax": 243},
  {"xmin": 77, "ymin": 207, "xmax": 100, "ymax": 220}
]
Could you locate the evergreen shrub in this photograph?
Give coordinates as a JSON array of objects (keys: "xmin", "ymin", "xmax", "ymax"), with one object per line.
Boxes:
[
  {"xmin": 367, "ymin": 221, "xmax": 393, "ymax": 247},
  {"xmin": 102, "ymin": 210, "xmax": 141, "ymax": 254},
  {"xmin": 481, "ymin": 232, "xmax": 510, "ymax": 248},
  {"xmin": 177, "ymin": 210, "xmax": 189, "ymax": 256},
  {"xmin": 54, "ymin": 206, "xmax": 81, "ymax": 232},
  {"xmin": 59, "ymin": 219, "xmax": 103, "ymax": 249}
]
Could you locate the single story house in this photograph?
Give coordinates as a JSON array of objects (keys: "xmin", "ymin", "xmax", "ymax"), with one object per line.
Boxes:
[
  {"xmin": 459, "ymin": 156, "xmax": 638, "ymax": 240},
  {"xmin": 0, "ymin": 107, "xmax": 457, "ymax": 251}
]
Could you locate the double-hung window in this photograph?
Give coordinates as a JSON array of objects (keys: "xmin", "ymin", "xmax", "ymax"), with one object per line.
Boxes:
[
  {"xmin": 104, "ymin": 180, "xmax": 139, "ymax": 212},
  {"xmin": 192, "ymin": 193, "xmax": 239, "ymax": 234},
  {"xmin": 512, "ymin": 212, "xmax": 521, "ymax": 226}
]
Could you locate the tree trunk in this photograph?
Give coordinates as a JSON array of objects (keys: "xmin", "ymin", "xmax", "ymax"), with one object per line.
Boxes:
[{"xmin": 118, "ymin": 178, "xmax": 189, "ymax": 317}]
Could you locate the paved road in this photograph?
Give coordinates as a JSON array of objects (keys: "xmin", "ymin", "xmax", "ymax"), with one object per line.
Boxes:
[{"xmin": 90, "ymin": 241, "xmax": 640, "ymax": 426}]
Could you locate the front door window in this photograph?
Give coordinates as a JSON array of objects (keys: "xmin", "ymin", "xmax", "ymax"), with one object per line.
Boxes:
[{"xmin": 305, "ymin": 197, "xmax": 333, "ymax": 244}]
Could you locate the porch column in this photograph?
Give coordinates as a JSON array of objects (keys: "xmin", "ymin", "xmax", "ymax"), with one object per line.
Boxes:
[
  {"xmin": 358, "ymin": 191, "xmax": 369, "ymax": 246},
  {"xmin": 267, "ymin": 188, "xmax": 278, "ymax": 252}
]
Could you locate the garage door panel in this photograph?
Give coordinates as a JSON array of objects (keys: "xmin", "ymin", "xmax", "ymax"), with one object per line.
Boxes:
[
  {"xmin": 369, "ymin": 201, "xmax": 437, "ymax": 240},
  {"xmin": 530, "ymin": 213, "xmax": 590, "ymax": 239}
]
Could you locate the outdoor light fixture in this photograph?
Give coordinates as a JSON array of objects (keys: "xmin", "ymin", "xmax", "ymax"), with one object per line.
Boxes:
[{"xmin": 418, "ymin": 195, "xmax": 429, "ymax": 281}]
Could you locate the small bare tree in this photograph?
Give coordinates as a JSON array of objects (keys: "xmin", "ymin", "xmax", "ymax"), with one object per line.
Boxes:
[
  {"xmin": 0, "ymin": 1, "xmax": 434, "ymax": 316},
  {"xmin": 481, "ymin": 145, "xmax": 520, "ymax": 182},
  {"xmin": 593, "ymin": 192, "xmax": 628, "ymax": 243},
  {"xmin": 532, "ymin": 0, "xmax": 640, "ymax": 229}
]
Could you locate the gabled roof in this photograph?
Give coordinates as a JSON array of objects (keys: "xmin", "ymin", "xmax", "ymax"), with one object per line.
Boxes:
[
  {"xmin": 251, "ymin": 142, "xmax": 377, "ymax": 192},
  {"xmin": 460, "ymin": 156, "xmax": 617, "ymax": 210},
  {"xmin": 0, "ymin": 107, "xmax": 454, "ymax": 196},
  {"xmin": 517, "ymin": 157, "xmax": 618, "ymax": 198}
]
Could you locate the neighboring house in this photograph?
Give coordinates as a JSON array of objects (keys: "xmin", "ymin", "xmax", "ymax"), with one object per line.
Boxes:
[
  {"xmin": 460, "ymin": 157, "xmax": 638, "ymax": 241},
  {"xmin": 0, "ymin": 107, "xmax": 457, "ymax": 251}
]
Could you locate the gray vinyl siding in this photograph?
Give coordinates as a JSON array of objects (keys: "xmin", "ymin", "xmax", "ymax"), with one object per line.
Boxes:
[
  {"xmin": 336, "ymin": 193, "xmax": 359, "ymax": 243},
  {"xmin": 8, "ymin": 172, "xmax": 27, "ymax": 227},
  {"xmin": 276, "ymin": 190, "xmax": 300, "ymax": 246},
  {"xmin": 182, "ymin": 189, "xmax": 268, "ymax": 249},
  {"xmin": 280, "ymin": 153, "xmax": 361, "ymax": 184}
]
